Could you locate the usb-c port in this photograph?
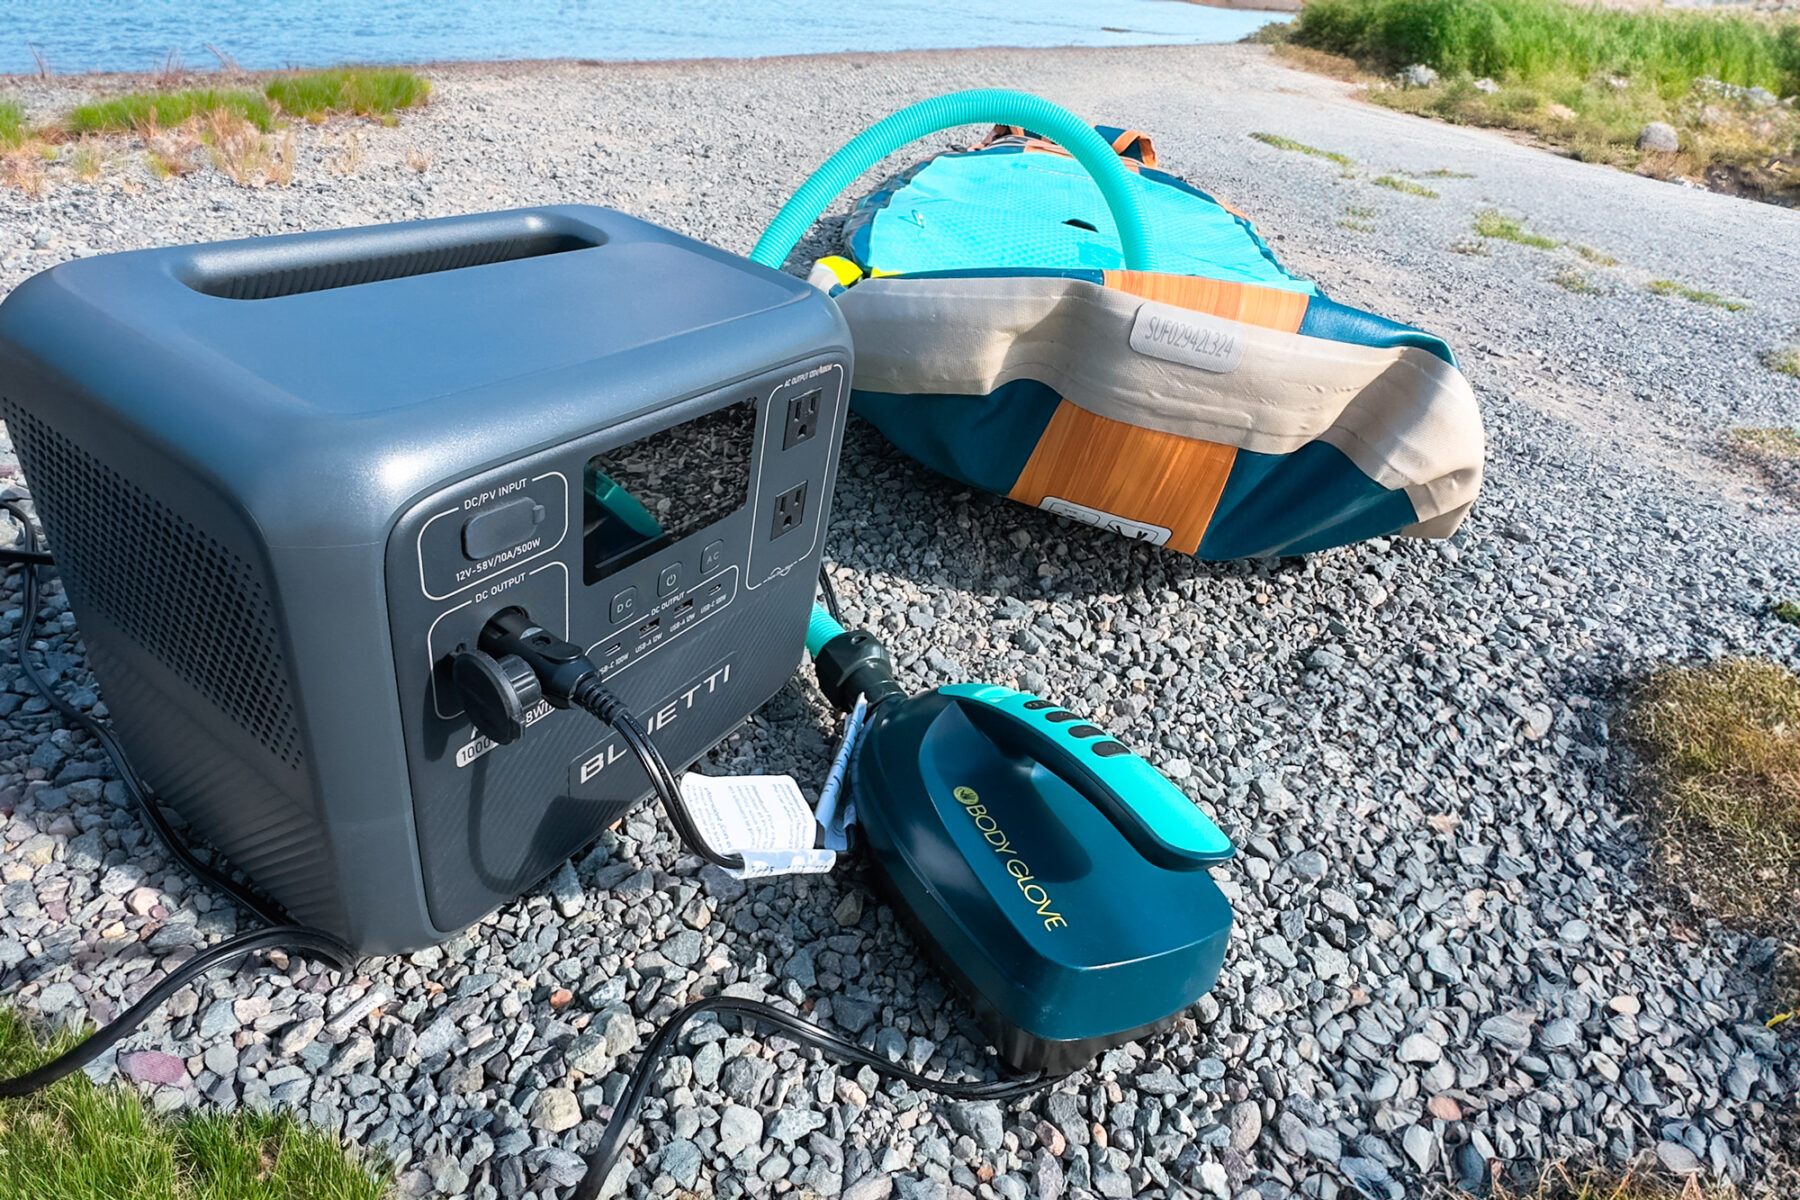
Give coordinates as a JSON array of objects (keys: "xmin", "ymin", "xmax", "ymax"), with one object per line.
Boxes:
[{"xmin": 604, "ymin": 643, "xmax": 623, "ymax": 658}]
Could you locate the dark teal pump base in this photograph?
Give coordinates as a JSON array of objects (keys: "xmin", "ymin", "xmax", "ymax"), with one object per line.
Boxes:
[{"xmin": 849, "ymin": 683, "xmax": 1235, "ymax": 1073}]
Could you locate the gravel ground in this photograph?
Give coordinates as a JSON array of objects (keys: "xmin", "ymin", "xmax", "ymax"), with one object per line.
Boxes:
[{"xmin": 3, "ymin": 43, "xmax": 1799, "ymax": 1200}]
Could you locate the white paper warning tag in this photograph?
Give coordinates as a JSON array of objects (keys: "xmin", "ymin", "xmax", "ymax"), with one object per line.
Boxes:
[{"xmin": 680, "ymin": 774, "xmax": 836, "ymax": 879}]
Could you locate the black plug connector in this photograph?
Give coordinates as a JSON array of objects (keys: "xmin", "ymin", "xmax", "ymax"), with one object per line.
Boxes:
[
  {"xmin": 478, "ymin": 607, "xmax": 599, "ymax": 709},
  {"xmin": 452, "ymin": 605, "xmax": 743, "ymax": 872}
]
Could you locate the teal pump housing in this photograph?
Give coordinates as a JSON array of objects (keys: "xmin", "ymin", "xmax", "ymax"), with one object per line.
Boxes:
[{"xmin": 847, "ymin": 681, "xmax": 1234, "ymax": 1071}]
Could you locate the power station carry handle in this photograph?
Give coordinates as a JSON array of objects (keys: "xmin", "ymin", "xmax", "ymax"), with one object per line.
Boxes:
[{"xmin": 938, "ymin": 683, "xmax": 1234, "ymax": 871}]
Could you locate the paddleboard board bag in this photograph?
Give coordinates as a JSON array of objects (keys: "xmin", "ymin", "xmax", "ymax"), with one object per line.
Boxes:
[{"xmin": 805, "ymin": 116, "xmax": 1485, "ymax": 559}]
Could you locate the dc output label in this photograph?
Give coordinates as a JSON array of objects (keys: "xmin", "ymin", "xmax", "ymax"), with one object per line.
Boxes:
[{"xmin": 952, "ymin": 786, "xmax": 1066, "ymax": 931}]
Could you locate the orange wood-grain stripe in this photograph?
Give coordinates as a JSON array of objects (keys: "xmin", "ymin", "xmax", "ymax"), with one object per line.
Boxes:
[
  {"xmin": 1008, "ymin": 401, "xmax": 1236, "ymax": 555},
  {"xmin": 1103, "ymin": 270, "xmax": 1308, "ymax": 333}
]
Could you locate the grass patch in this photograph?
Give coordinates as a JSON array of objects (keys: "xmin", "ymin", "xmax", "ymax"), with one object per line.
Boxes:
[
  {"xmin": 263, "ymin": 69, "xmax": 429, "ymax": 120},
  {"xmin": 1574, "ymin": 244, "xmax": 1617, "ymax": 266},
  {"xmin": 1250, "ymin": 131, "xmax": 1355, "ymax": 168},
  {"xmin": 1552, "ymin": 267, "xmax": 1604, "ymax": 295},
  {"xmin": 1419, "ymin": 166, "xmax": 1475, "ymax": 178},
  {"xmin": 1731, "ymin": 426, "xmax": 1800, "ymax": 459},
  {"xmin": 1626, "ymin": 658, "xmax": 1800, "ymax": 942},
  {"xmin": 1285, "ymin": 0, "xmax": 1800, "ymax": 204},
  {"xmin": 0, "ymin": 1006, "xmax": 390, "ymax": 1199},
  {"xmin": 1773, "ymin": 601, "xmax": 1800, "ymax": 627},
  {"xmin": 1767, "ymin": 346, "xmax": 1800, "ymax": 379},
  {"xmin": 1486, "ymin": 1160, "xmax": 1750, "ymax": 1199},
  {"xmin": 1290, "ymin": 0, "xmax": 1800, "ymax": 95},
  {"xmin": 68, "ymin": 88, "xmax": 275, "ymax": 134},
  {"xmin": 1648, "ymin": 279, "xmax": 1748, "ymax": 311},
  {"xmin": 0, "ymin": 99, "xmax": 25, "ymax": 150},
  {"xmin": 1473, "ymin": 208, "xmax": 1558, "ymax": 249},
  {"xmin": 1372, "ymin": 173, "xmax": 1437, "ymax": 197}
]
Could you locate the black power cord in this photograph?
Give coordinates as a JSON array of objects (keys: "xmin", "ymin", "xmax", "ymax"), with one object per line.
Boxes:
[
  {"xmin": 817, "ymin": 561, "xmax": 845, "ymax": 628},
  {"xmin": 571, "ymin": 995, "xmax": 1057, "ymax": 1200},
  {"xmin": 0, "ymin": 497, "xmax": 354, "ymax": 1098},
  {"xmin": 468, "ymin": 604, "xmax": 1061, "ymax": 1197},
  {"xmin": 470, "ymin": 606, "xmax": 747, "ymax": 872}
]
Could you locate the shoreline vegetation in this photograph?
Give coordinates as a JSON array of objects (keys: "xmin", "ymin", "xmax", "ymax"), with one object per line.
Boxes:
[
  {"xmin": 1263, "ymin": 0, "xmax": 1800, "ymax": 205},
  {"xmin": 1, "ymin": 67, "xmax": 429, "ymax": 193},
  {"xmin": 0, "ymin": 1004, "xmax": 390, "ymax": 1200}
]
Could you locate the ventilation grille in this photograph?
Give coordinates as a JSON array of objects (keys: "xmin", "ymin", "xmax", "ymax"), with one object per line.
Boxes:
[
  {"xmin": 188, "ymin": 231, "xmax": 599, "ymax": 300},
  {"xmin": 3, "ymin": 403, "xmax": 304, "ymax": 768}
]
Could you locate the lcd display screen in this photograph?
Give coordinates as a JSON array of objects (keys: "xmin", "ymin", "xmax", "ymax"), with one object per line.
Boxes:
[{"xmin": 583, "ymin": 398, "xmax": 758, "ymax": 584}]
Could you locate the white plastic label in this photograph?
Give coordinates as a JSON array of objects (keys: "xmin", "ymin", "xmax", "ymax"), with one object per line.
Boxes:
[
  {"xmin": 680, "ymin": 774, "xmax": 836, "ymax": 879},
  {"xmin": 1129, "ymin": 301, "xmax": 1245, "ymax": 374},
  {"xmin": 1039, "ymin": 496, "xmax": 1172, "ymax": 546}
]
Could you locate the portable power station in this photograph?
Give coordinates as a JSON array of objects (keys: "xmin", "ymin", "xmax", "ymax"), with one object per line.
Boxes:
[{"xmin": 0, "ymin": 205, "xmax": 850, "ymax": 954}]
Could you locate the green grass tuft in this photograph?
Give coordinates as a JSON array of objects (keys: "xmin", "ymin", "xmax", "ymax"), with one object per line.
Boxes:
[
  {"xmin": 1647, "ymin": 279, "xmax": 1748, "ymax": 311},
  {"xmin": 1552, "ymin": 267, "xmax": 1604, "ymax": 295},
  {"xmin": 68, "ymin": 89, "xmax": 274, "ymax": 134},
  {"xmin": 1372, "ymin": 173, "xmax": 1438, "ymax": 197},
  {"xmin": 1731, "ymin": 426, "xmax": 1800, "ymax": 459},
  {"xmin": 0, "ymin": 1006, "xmax": 390, "ymax": 1200},
  {"xmin": 1573, "ymin": 244, "xmax": 1617, "ymax": 266},
  {"xmin": 264, "ymin": 69, "xmax": 430, "ymax": 119},
  {"xmin": 1418, "ymin": 167, "xmax": 1476, "ymax": 178},
  {"xmin": 1773, "ymin": 601, "xmax": 1800, "ymax": 627},
  {"xmin": 1626, "ymin": 659, "xmax": 1800, "ymax": 947},
  {"xmin": 1285, "ymin": 0, "xmax": 1800, "ymax": 205},
  {"xmin": 1473, "ymin": 208, "xmax": 1558, "ymax": 249},
  {"xmin": 1766, "ymin": 346, "xmax": 1800, "ymax": 379},
  {"xmin": 1249, "ymin": 131, "xmax": 1355, "ymax": 167},
  {"xmin": 1290, "ymin": 0, "xmax": 1800, "ymax": 98},
  {"xmin": 0, "ymin": 99, "xmax": 26, "ymax": 150}
]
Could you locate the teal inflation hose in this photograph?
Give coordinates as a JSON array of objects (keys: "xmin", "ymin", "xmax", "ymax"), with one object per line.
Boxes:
[
  {"xmin": 806, "ymin": 604, "xmax": 847, "ymax": 658},
  {"xmin": 758, "ymin": 90, "xmax": 1163, "ymax": 656},
  {"xmin": 749, "ymin": 88, "xmax": 1160, "ymax": 274}
]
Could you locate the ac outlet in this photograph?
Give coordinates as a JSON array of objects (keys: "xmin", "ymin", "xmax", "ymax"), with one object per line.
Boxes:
[
  {"xmin": 770, "ymin": 481, "xmax": 807, "ymax": 540},
  {"xmin": 781, "ymin": 389, "xmax": 821, "ymax": 450}
]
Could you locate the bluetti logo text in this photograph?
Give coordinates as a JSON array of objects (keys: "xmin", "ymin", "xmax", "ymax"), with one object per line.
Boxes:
[
  {"xmin": 1128, "ymin": 301, "xmax": 1245, "ymax": 374},
  {"xmin": 575, "ymin": 661, "xmax": 733, "ymax": 785}
]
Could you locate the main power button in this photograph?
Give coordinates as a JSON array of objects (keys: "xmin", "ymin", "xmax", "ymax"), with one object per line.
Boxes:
[{"xmin": 462, "ymin": 496, "xmax": 546, "ymax": 561}]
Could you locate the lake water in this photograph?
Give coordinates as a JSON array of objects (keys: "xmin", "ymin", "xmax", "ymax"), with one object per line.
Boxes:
[{"xmin": 0, "ymin": 0, "xmax": 1287, "ymax": 77}]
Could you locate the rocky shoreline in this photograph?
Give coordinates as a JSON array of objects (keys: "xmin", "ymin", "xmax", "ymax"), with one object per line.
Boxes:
[{"xmin": 2, "ymin": 43, "xmax": 1798, "ymax": 1200}]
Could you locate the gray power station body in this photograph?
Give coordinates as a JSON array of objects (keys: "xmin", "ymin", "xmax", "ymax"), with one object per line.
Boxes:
[{"xmin": 0, "ymin": 206, "xmax": 851, "ymax": 954}]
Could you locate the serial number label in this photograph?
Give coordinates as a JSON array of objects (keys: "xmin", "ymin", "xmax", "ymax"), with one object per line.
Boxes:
[{"xmin": 1128, "ymin": 300, "xmax": 1245, "ymax": 374}]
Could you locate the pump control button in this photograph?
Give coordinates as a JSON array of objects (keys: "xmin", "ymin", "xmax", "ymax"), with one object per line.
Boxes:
[
  {"xmin": 1045, "ymin": 710, "xmax": 1080, "ymax": 723},
  {"xmin": 463, "ymin": 496, "xmax": 547, "ymax": 561},
  {"xmin": 1092, "ymin": 741, "xmax": 1129, "ymax": 758},
  {"xmin": 1069, "ymin": 724, "xmax": 1104, "ymax": 739},
  {"xmin": 1023, "ymin": 699, "xmax": 1056, "ymax": 710}
]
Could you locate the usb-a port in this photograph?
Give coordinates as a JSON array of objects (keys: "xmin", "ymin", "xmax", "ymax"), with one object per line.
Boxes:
[
  {"xmin": 637, "ymin": 617, "xmax": 660, "ymax": 639},
  {"xmin": 671, "ymin": 597, "xmax": 695, "ymax": 619}
]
